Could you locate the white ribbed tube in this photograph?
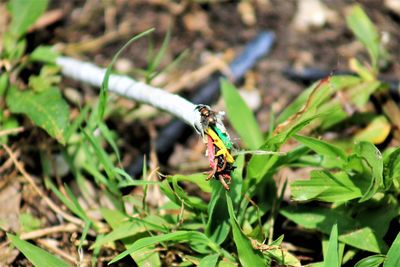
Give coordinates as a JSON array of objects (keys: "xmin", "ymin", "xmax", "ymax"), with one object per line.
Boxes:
[{"xmin": 56, "ymin": 56, "xmax": 202, "ymax": 133}]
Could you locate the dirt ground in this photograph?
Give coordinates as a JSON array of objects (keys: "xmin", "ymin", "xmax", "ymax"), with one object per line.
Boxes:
[{"xmin": 3, "ymin": 0, "xmax": 400, "ymax": 265}]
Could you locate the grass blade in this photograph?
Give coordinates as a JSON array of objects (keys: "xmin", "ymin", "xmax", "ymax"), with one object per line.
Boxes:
[
  {"xmin": 355, "ymin": 255, "xmax": 385, "ymax": 267},
  {"xmin": 97, "ymin": 28, "xmax": 154, "ymax": 125},
  {"xmin": 226, "ymin": 192, "xmax": 266, "ymax": 267},
  {"xmin": 324, "ymin": 224, "xmax": 340, "ymax": 267},
  {"xmin": 7, "ymin": 234, "xmax": 70, "ymax": 267},
  {"xmin": 384, "ymin": 232, "xmax": 400, "ymax": 267},
  {"xmin": 221, "ymin": 79, "xmax": 263, "ymax": 149},
  {"xmin": 199, "ymin": 253, "xmax": 219, "ymax": 267},
  {"xmin": 346, "ymin": 5, "xmax": 383, "ymax": 72},
  {"xmin": 294, "ymin": 135, "xmax": 347, "ymax": 161},
  {"xmin": 8, "ymin": 0, "xmax": 49, "ymax": 38},
  {"xmin": 109, "ymin": 231, "xmax": 220, "ymax": 264}
]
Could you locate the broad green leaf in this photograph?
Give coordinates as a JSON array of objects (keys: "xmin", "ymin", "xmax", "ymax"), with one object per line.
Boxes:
[
  {"xmin": 291, "ymin": 170, "xmax": 365, "ymax": 202},
  {"xmin": 29, "ymin": 65, "xmax": 61, "ymax": 92},
  {"xmin": 270, "ymin": 115, "xmax": 320, "ymax": 148},
  {"xmin": 280, "ymin": 206, "xmax": 355, "ymax": 234},
  {"xmin": 171, "ymin": 177, "xmax": 208, "ymax": 211},
  {"xmin": 109, "ymin": 231, "xmax": 220, "ymax": 264},
  {"xmin": 384, "ymin": 232, "xmax": 400, "ymax": 267},
  {"xmin": 160, "ymin": 180, "xmax": 183, "ymax": 208},
  {"xmin": 8, "ymin": 0, "xmax": 49, "ymax": 38},
  {"xmin": 226, "ymin": 193, "xmax": 266, "ymax": 267},
  {"xmin": 170, "ymin": 173, "xmax": 212, "ymax": 193},
  {"xmin": 276, "ymin": 76, "xmax": 360, "ymax": 124},
  {"xmin": 324, "ymin": 224, "xmax": 340, "ymax": 267},
  {"xmin": 199, "ymin": 254, "xmax": 219, "ymax": 267},
  {"xmin": 92, "ymin": 217, "xmax": 167, "ymax": 249},
  {"xmin": 294, "ymin": 135, "xmax": 347, "ymax": 161},
  {"xmin": 383, "ymin": 147, "xmax": 400, "ymax": 189},
  {"xmin": 346, "ymin": 5, "xmax": 383, "ymax": 71},
  {"xmin": 101, "ymin": 209, "xmax": 161, "ymax": 267},
  {"xmin": 340, "ymin": 227, "xmax": 386, "ymax": 253},
  {"xmin": 218, "ymin": 261, "xmax": 238, "ymax": 267},
  {"xmin": 355, "ymin": 198, "xmax": 399, "ymax": 238},
  {"xmin": 353, "ymin": 142, "xmax": 383, "ymax": 202},
  {"xmin": 246, "ymin": 117, "xmax": 317, "ymax": 190},
  {"xmin": 7, "ymin": 234, "xmax": 70, "ymax": 267},
  {"xmin": 6, "ymin": 86, "xmax": 69, "ymax": 144},
  {"xmin": 2, "ymin": 32, "xmax": 26, "ymax": 60},
  {"xmin": 30, "ymin": 46, "xmax": 59, "ymax": 64},
  {"xmin": 280, "ymin": 206, "xmax": 385, "ymax": 253},
  {"xmin": 245, "ymin": 77, "xmax": 349, "ymax": 188},
  {"xmin": 221, "ymin": 79, "xmax": 263, "ymax": 149},
  {"xmin": 160, "ymin": 178, "xmax": 207, "ymax": 213},
  {"xmin": 355, "ymin": 255, "xmax": 385, "ymax": 267},
  {"xmin": 206, "ymin": 155, "xmax": 244, "ymax": 244},
  {"xmin": 206, "ymin": 182, "xmax": 230, "ymax": 245},
  {"xmin": 101, "ymin": 208, "xmax": 126, "ymax": 226}
]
